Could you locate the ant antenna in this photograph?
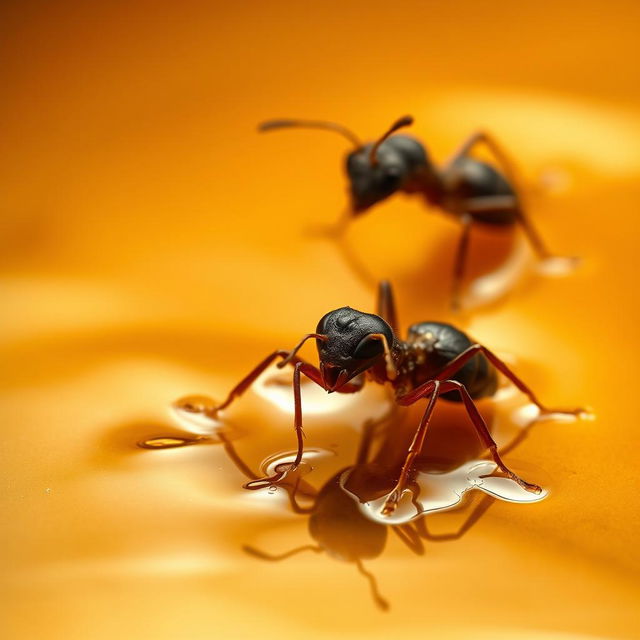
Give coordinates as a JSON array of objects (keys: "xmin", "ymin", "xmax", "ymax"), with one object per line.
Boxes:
[
  {"xmin": 242, "ymin": 544, "xmax": 323, "ymax": 561},
  {"xmin": 369, "ymin": 115, "xmax": 414, "ymax": 166},
  {"xmin": 258, "ymin": 119, "xmax": 363, "ymax": 149},
  {"xmin": 278, "ymin": 334, "xmax": 327, "ymax": 368},
  {"xmin": 355, "ymin": 559, "xmax": 389, "ymax": 611}
]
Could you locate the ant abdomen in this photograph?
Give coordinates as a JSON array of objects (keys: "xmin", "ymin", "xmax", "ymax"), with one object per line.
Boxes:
[
  {"xmin": 447, "ymin": 157, "xmax": 518, "ymax": 225},
  {"xmin": 406, "ymin": 322, "xmax": 498, "ymax": 401}
]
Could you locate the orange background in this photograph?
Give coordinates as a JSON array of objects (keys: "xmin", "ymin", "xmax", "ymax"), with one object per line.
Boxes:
[{"xmin": 2, "ymin": 1, "xmax": 640, "ymax": 638}]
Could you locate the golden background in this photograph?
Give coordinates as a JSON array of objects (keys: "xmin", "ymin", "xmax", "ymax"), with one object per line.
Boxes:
[{"xmin": 2, "ymin": 0, "xmax": 640, "ymax": 638}]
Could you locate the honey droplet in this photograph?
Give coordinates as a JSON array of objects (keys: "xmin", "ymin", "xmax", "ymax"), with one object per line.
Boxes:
[{"xmin": 137, "ymin": 436, "xmax": 206, "ymax": 450}]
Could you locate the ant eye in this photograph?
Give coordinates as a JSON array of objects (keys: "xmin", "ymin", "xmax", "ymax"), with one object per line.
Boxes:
[
  {"xmin": 353, "ymin": 336, "xmax": 384, "ymax": 359},
  {"xmin": 379, "ymin": 166, "xmax": 402, "ymax": 189},
  {"xmin": 385, "ymin": 166, "xmax": 402, "ymax": 178}
]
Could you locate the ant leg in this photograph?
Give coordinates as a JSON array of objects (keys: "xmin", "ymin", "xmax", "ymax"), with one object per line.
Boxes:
[
  {"xmin": 463, "ymin": 194, "xmax": 554, "ymax": 259},
  {"xmin": 220, "ymin": 431, "xmax": 317, "ymax": 511},
  {"xmin": 433, "ymin": 344, "xmax": 586, "ymax": 418},
  {"xmin": 445, "ymin": 131, "xmax": 522, "ymax": 190},
  {"xmin": 398, "ymin": 344, "xmax": 585, "ymax": 418},
  {"xmin": 244, "ymin": 361, "xmax": 323, "ymax": 490},
  {"xmin": 376, "ymin": 280, "xmax": 399, "ymax": 332},
  {"xmin": 384, "ymin": 377, "xmax": 529, "ymax": 515},
  {"xmin": 307, "ymin": 207, "xmax": 352, "ymax": 240},
  {"xmin": 213, "ymin": 350, "xmax": 292, "ymax": 413},
  {"xmin": 388, "ymin": 380, "xmax": 541, "ymax": 515},
  {"xmin": 442, "ymin": 380, "xmax": 543, "ymax": 493},
  {"xmin": 382, "ymin": 380, "xmax": 440, "ymax": 515},
  {"xmin": 213, "ymin": 344, "xmax": 360, "ymax": 415},
  {"xmin": 451, "ymin": 214, "xmax": 473, "ymax": 311},
  {"xmin": 244, "ymin": 362, "xmax": 313, "ymax": 490},
  {"xmin": 446, "ymin": 131, "xmax": 552, "ymax": 258},
  {"xmin": 212, "ymin": 347, "xmax": 363, "ymax": 491}
]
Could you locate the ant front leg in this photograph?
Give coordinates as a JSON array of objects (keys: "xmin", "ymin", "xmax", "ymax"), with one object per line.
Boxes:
[
  {"xmin": 212, "ymin": 335, "xmax": 361, "ymax": 417},
  {"xmin": 204, "ymin": 342, "xmax": 359, "ymax": 491},
  {"xmin": 432, "ymin": 343, "xmax": 587, "ymax": 419},
  {"xmin": 212, "ymin": 349, "xmax": 292, "ymax": 415},
  {"xmin": 243, "ymin": 361, "xmax": 325, "ymax": 490},
  {"xmin": 242, "ymin": 360, "xmax": 364, "ymax": 491},
  {"xmin": 452, "ymin": 214, "xmax": 473, "ymax": 311},
  {"xmin": 307, "ymin": 207, "xmax": 352, "ymax": 240}
]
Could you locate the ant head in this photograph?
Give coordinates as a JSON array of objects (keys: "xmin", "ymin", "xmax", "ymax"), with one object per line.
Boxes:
[
  {"xmin": 315, "ymin": 307, "xmax": 395, "ymax": 391},
  {"xmin": 347, "ymin": 127, "xmax": 429, "ymax": 213},
  {"xmin": 258, "ymin": 115, "xmax": 429, "ymax": 213}
]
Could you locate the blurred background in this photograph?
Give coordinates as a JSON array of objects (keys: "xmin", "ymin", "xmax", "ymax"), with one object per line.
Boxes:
[{"xmin": 2, "ymin": 1, "xmax": 640, "ymax": 638}]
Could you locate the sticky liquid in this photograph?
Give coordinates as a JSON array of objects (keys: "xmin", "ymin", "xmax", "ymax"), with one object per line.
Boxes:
[{"xmin": 2, "ymin": 2, "xmax": 640, "ymax": 638}]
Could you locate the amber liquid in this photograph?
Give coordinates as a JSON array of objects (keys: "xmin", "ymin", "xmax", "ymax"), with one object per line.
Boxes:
[{"xmin": 2, "ymin": 1, "xmax": 640, "ymax": 638}]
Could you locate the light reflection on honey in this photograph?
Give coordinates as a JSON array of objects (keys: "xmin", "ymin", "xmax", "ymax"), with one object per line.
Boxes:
[{"xmin": 2, "ymin": 0, "xmax": 640, "ymax": 638}]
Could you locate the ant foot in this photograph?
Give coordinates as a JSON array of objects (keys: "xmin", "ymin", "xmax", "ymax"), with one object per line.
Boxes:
[
  {"xmin": 536, "ymin": 255, "xmax": 581, "ymax": 276},
  {"xmin": 203, "ymin": 408, "xmax": 221, "ymax": 421},
  {"xmin": 538, "ymin": 406, "xmax": 591, "ymax": 420},
  {"xmin": 243, "ymin": 474, "xmax": 284, "ymax": 491},
  {"xmin": 381, "ymin": 488, "xmax": 402, "ymax": 516},
  {"xmin": 243, "ymin": 463, "xmax": 298, "ymax": 491},
  {"xmin": 481, "ymin": 469, "xmax": 542, "ymax": 494}
]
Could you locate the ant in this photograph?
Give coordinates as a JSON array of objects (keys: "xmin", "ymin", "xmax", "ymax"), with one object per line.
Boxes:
[
  {"xmin": 259, "ymin": 115, "xmax": 573, "ymax": 308},
  {"xmin": 206, "ymin": 280, "xmax": 586, "ymax": 516}
]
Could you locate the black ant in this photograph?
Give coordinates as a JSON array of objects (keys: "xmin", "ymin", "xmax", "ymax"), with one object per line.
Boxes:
[
  {"xmin": 206, "ymin": 280, "xmax": 586, "ymax": 516},
  {"xmin": 259, "ymin": 115, "xmax": 573, "ymax": 308}
]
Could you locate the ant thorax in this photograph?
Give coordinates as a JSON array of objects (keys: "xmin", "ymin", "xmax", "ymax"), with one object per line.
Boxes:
[{"xmin": 389, "ymin": 331, "xmax": 444, "ymax": 398}]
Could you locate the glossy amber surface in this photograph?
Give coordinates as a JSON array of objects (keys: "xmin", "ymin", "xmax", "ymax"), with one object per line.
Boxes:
[{"xmin": 2, "ymin": 1, "xmax": 639, "ymax": 638}]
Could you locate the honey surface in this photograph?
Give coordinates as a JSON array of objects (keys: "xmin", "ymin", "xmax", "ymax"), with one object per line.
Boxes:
[{"xmin": 2, "ymin": 1, "xmax": 640, "ymax": 638}]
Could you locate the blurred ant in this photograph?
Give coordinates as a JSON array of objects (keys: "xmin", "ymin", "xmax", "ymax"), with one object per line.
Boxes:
[
  {"xmin": 259, "ymin": 115, "xmax": 571, "ymax": 308},
  {"xmin": 207, "ymin": 280, "xmax": 585, "ymax": 516}
]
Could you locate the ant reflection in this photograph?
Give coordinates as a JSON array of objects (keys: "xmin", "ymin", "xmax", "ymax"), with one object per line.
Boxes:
[{"xmin": 139, "ymin": 407, "xmax": 519, "ymax": 611}]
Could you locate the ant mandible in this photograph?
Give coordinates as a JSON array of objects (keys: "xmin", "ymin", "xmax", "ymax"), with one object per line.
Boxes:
[
  {"xmin": 206, "ymin": 280, "xmax": 585, "ymax": 516},
  {"xmin": 259, "ymin": 115, "xmax": 568, "ymax": 308}
]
